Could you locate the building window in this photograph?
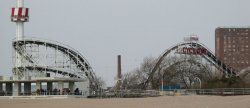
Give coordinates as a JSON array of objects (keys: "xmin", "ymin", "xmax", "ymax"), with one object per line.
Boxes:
[{"xmin": 224, "ymin": 41, "xmax": 227, "ymax": 45}]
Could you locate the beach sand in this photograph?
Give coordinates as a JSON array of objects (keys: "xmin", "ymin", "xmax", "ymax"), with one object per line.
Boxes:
[{"xmin": 0, "ymin": 95, "xmax": 250, "ymax": 108}]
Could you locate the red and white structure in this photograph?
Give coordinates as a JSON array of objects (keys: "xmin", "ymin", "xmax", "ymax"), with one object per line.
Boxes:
[
  {"xmin": 11, "ymin": 0, "xmax": 29, "ymax": 40},
  {"xmin": 11, "ymin": 0, "xmax": 29, "ymax": 80},
  {"xmin": 5, "ymin": 0, "xmax": 98, "ymax": 97},
  {"xmin": 11, "ymin": 7, "xmax": 29, "ymax": 22}
]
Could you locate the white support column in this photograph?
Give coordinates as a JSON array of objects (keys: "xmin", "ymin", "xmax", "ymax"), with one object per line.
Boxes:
[
  {"xmin": 13, "ymin": 82, "xmax": 21, "ymax": 96},
  {"xmin": 16, "ymin": 23, "xmax": 24, "ymax": 40},
  {"xmin": 14, "ymin": 0, "xmax": 25, "ymax": 80},
  {"xmin": 17, "ymin": 0, "xmax": 24, "ymax": 7},
  {"xmin": 36, "ymin": 82, "xmax": 41, "ymax": 89},
  {"xmin": 24, "ymin": 82, "xmax": 31, "ymax": 95},
  {"xmin": 16, "ymin": 0, "xmax": 24, "ymax": 40},
  {"xmin": 69, "ymin": 82, "xmax": 74, "ymax": 95},
  {"xmin": 58, "ymin": 82, "xmax": 64, "ymax": 95},
  {"xmin": 36, "ymin": 82, "xmax": 41, "ymax": 95}
]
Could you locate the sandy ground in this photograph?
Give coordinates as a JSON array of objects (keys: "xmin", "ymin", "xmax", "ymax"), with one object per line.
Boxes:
[{"xmin": 0, "ymin": 96, "xmax": 250, "ymax": 108}]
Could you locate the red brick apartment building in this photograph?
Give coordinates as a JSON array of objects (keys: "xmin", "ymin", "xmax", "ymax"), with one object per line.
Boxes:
[{"xmin": 215, "ymin": 27, "xmax": 250, "ymax": 72}]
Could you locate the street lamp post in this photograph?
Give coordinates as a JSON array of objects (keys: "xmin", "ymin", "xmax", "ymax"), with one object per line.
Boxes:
[
  {"xmin": 162, "ymin": 74, "xmax": 164, "ymax": 92},
  {"xmin": 194, "ymin": 77, "xmax": 201, "ymax": 89}
]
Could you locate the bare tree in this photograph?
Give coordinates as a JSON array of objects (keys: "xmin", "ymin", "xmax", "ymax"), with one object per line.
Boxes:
[
  {"xmin": 95, "ymin": 76, "xmax": 106, "ymax": 89},
  {"xmin": 121, "ymin": 57, "xmax": 156, "ymax": 89},
  {"xmin": 121, "ymin": 55, "xmax": 215, "ymax": 90}
]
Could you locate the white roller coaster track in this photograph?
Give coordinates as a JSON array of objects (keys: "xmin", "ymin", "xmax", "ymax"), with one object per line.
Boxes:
[
  {"xmin": 12, "ymin": 37, "xmax": 98, "ymax": 91},
  {"xmin": 143, "ymin": 41, "xmax": 237, "ymax": 89}
]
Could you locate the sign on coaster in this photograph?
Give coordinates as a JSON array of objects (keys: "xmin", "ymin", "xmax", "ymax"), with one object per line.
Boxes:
[{"xmin": 182, "ymin": 47, "xmax": 207, "ymax": 55}]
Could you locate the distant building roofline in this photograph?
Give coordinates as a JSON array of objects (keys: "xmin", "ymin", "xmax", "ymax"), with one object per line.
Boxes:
[{"xmin": 216, "ymin": 26, "xmax": 250, "ymax": 29}]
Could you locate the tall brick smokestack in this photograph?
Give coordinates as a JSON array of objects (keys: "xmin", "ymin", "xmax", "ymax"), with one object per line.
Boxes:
[
  {"xmin": 117, "ymin": 55, "xmax": 122, "ymax": 80},
  {"xmin": 115, "ymin": 55, "xmax": 122, "ymax": 90}
]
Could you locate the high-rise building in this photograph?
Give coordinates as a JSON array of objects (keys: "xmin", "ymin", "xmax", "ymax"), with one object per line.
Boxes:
[{"xmin": 215, "ymin": 27, "xmax": 250, "ymax": 72}]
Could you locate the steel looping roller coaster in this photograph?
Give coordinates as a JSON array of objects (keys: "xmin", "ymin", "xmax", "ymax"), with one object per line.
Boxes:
[
  {"xmin": 142, "ymin": 41, "xmax": 238, "ymax": 89},
  {"xmin": 12, "ymin": 37, "xmax": 98, "ymax": 91}
]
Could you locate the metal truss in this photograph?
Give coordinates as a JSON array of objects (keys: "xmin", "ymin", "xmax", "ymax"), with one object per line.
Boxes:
[
  {"xmin": 12, "ymin": 37, "xmax": 97, "ymax": 91},
  {"xmin": 142, "ymin": 41, "xmax": 237, "ymax": 89}
]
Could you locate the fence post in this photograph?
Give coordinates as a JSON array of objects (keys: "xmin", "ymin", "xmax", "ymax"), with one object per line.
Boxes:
[
  {"xmin": 233, "ymin": 88, "xmax": 234, "ymax": 96},
  {"xmin": 243, "ymin": 88, "xmax": 245, "ymax": 95}
]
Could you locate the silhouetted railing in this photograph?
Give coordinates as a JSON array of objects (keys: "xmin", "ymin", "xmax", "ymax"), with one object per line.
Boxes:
[{"xmin": 161, "ymin": 88, "xmax": 250, "ymax": 96}]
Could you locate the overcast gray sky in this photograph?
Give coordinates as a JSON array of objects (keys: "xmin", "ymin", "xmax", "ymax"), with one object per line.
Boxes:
[{"xmin": 1, "ymin": 0, "xmax": 250, "ymax": 86}]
